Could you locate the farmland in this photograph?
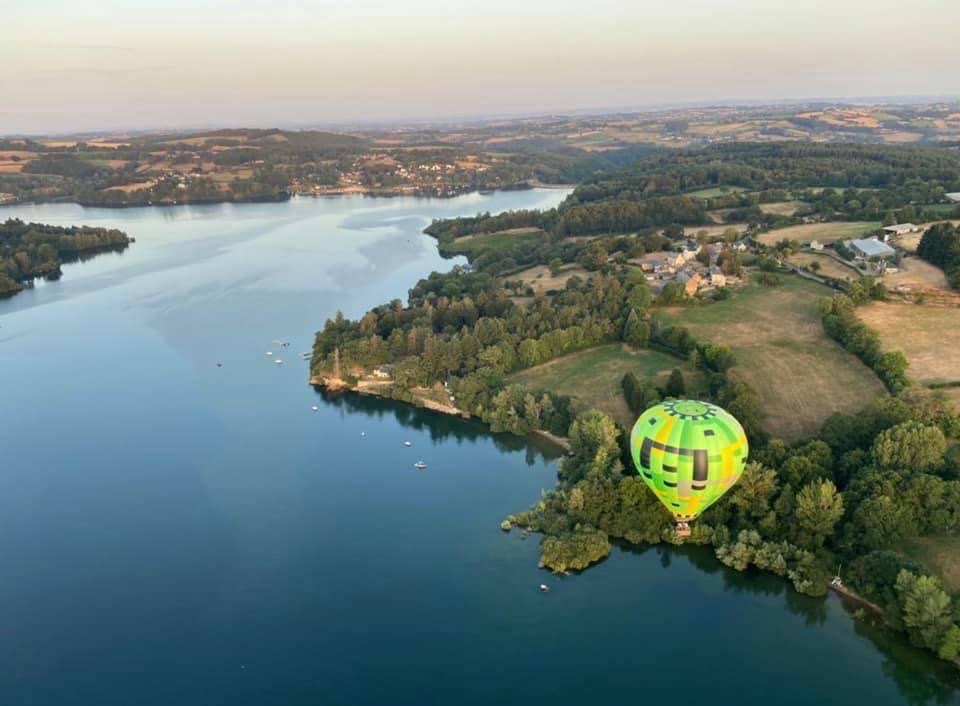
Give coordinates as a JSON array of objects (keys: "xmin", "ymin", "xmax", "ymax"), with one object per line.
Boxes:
[
  {"xmin": 441, "ymin": 228, "xmax": 545, "ymax": 258},
  {"xmin": 506, "ymin": 344, "xmax": 702, "ymax": 427},
  {"xmin": 756, "ymin": 221, "xmax": 880, "ymax": 245},
  {"xmin": 660, "ymin": 275, "xmax": 886, "ymax": 440},
  {"xmin": 787, "ymin": 251, "xmax": 860, "ymax": 281},
  {"xmin": 858, "ymin": 302, "xmax": 960, "ymax": 387}
]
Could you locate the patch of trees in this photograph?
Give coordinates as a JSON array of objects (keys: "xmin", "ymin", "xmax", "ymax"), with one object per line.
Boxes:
[
  {"xmin": 818, "ymin": 284, "xmax": 908, "ymax": 393},
  {"xmin": 508, "ymin": 390, "xmax": 960, "ymax": 662},
  {"xmin": 0, "ymin": 218, "xmax": 130, "ymax": 297},
  {"xmin": 917, "ymin": 222, "xmax": 960, "ymax": 290}
]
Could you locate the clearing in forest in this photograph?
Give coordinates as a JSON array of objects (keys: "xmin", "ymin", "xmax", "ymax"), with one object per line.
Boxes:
[
  {"xmin": 757, "ymin": 221, "xmax": 880, "ymax": 245},
  {"xmin": 443, "ymin": 229, "xmax": 544, "ymax": 257},
  {"xmin": 684, "ymin": 185, "xmax": 749, "ymax": 199},
  {"xmin": 759, "ymin": 201, "xmax": 807, "ymax": 216},
  {"xmin": 510, "ymin": 263, "xmax": 589, "ymax": 293},
  {"xmin": 661, "ymin": 275, "xmax": 886, "ymax": 440},
  {"xmin": 858, "ymin": 302, "xmax": 960, "ymax": 387},
  {"xmin": 902, "ymin": 535, "xmax": 960, "ymax": 594},
  {"xmin": 507, "ymin": 344, "xmax": 702, "ymax": 427}
]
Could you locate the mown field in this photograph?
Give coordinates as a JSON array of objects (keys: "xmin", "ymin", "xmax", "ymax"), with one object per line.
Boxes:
[
  {"xmin": 661, "ymin": 275, "xmax": 886, "ymax": 440},
  {"xmin": 788, "ymin": 252, "xmax": 861, "ymax": 281},
  {"xmin": 757, "ymin": 221, "xmax": 880, "ymax": 245},
  {"xmin": 442, "ymin": 228, "xmax": 544, "ymax": 257},
  {"xmin": 759, "ymin": 200, "xmax": 807, "ymax": 216},
  {"xmin": 901, "ymin": 534, "xmax": 960, "ymax": 594},
  {"xmin": 507, "ymin": 344, "xmax": 702, "ymax": 427},
  {"xmin": 858, "ymin": 302, "xmax": 960, "ymax": 386},
  {"xmin": 684, "ymin": 185, "xmax": 748, "ymax": 198},
  {"xmin": 511, "ymin": 263, "xmax": 589, "ymax": 293}
]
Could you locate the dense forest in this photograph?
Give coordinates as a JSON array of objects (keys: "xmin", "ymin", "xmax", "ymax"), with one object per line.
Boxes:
[
  {"xmin": 0, "ymin": 218, "xmax": 130, "ymax": 297},
  {"xmin": 917, "ymin": 223, "xmax": 960, "ymax": 290},
  {"xmin": 429, "ymin": 142, "xmax": 960, "ymax": 241}
]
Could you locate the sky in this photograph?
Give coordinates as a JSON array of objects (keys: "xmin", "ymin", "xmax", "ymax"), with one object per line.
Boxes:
[{"xmin": 2, "ymin": 0, "xmax": 959, "ymax": 135}]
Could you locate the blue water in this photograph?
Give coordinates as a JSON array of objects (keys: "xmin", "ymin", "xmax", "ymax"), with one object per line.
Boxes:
[{"xmin": 0, "ymin": 192, "xmax": 957, "ymax": 706}]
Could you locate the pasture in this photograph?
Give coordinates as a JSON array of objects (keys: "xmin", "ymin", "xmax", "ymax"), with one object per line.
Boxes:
[
  {"xmin": 661, "ymin": 275, "xmax": 886, "ymax": 440},
  {"xmin": 442, "ymin": 228, "xmax": 545, "ymax": 258},
  {"xmin": 510, "ymin": 263, "xmax": 589, "ymax": 293},
  {"xmin": 757, "ymin": 221, "xmax": 880, "ymax": 246},
  {"xmin": 858, "ymin": 302, "xmax": 960, "ymax": 387},
  {"xmin": 902, "ymin": 535, "xmax": 960, "ymax": 594},
  {"xmin": 759, "ymin": 201, "xmax": 807, "ymax": 216},
  {"xmin": 788, "ymin": 252, "xmax": 860, "ymax": 281},
  {"xmin": 684, "ymin": 185, "xmax": 749, "ymax": 199},
  {"xmin": 507, "ymin": 344, "xmax": 701, "ymax": 427}
]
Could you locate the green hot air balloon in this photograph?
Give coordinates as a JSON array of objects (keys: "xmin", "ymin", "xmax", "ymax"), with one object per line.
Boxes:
[{"xmin": 630, "ymin": 399, "xmax": 748, "ymax": 535}]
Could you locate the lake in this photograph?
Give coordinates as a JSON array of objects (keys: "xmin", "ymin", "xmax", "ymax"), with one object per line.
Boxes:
[{"xmin": 1, "ymin": 192, "xmax": 958, "ymax": 706}]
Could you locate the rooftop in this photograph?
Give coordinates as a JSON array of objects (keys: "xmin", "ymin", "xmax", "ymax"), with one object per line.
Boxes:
[{"xmin": 850, "ymin": 237, "xmax": 896, "ymax": 258}]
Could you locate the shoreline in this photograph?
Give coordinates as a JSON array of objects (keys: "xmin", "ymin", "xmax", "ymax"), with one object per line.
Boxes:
[{"xmin": 309, "ymin": 374, "xmax": 572, "ymax": 454}]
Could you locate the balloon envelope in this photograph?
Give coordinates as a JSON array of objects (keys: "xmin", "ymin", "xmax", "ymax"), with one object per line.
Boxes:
[{"xmin": 630, "ymin": 399, "xmax": 748, "ymax": 522}]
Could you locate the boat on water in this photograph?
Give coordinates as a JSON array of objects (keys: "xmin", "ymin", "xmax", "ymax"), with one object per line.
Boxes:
[
  {"xmin": 404, "ymin": 441, "xmax": 412, "ymax": 447},
  {"xmin": 414, "ymin": 461, "xmax": 427, "ymax": 470},
  {"xmin": 311, "ymin": 406, "xmax": 319, "ymax": 411},
  {"xmin": 266, "ymin": 351, "xmax": 272, "ymax": 356},
  {"xmin": 539, "ymin": 584, "xmax": 549, "ymax": 593},
  {"xmin": 275, "ymin": 359, "xmax": 283, "ymax": 365}
]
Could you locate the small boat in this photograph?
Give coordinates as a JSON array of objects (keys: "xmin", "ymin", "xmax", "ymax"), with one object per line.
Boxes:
[
  {"xmin": 266, "ymin": 351, "xmax": 273, "ymax": 356},
  {"xmin": 404, "ymin": 441, "xmax": 412, "ymax": 447},
  {"xmin": 311, "ymin": 405, "xmax": 319, "ymax": 411},
  {"xmin": 539, "ymin": 584, "xmax": 549, "ymax": 593},
  {"xmin": 361, "ymin": 432, "xmax": 366, "ymax": 437},
  {"xmin": 275, "ymin": 359, "xmax": 283, "ymax": 365},
  {"xmin": 414, "ymin": 461, "xmax": 427, "ymax": 470}
]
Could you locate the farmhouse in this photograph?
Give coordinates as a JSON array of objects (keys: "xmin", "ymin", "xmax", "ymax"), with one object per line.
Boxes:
[
  {"xmin": 882, "ymin": 223, "xmax": 919, "ymax": 238},
  {"xmin": 809, "ymin": 240, "xmax": 825, "ymax": 251},
  {"xmin": 708, "ymin": 267, "xmax": 726, "ymax": 287},
  {"xmin": 849, "ymin": 237, "xmax": 896, "ymax": 260},
  {"xmin": 372, "ymin": 365, "xmax": 394, "ymax": 379},
  {"xmin": 683, "ymin": 272, "xmax": 702, "ymax": 297},
  {"xmin": 946, "ymin": 193, "xmax": 960, "ymax": 203},
  {"xmin": 680, "ymin": 240, "xmax": 701, "ymax": 261}
]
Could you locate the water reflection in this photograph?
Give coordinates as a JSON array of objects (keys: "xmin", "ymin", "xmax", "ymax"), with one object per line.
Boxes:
[{"xmin": 315, "ymin": 387, "xmax": 565, "ymax": 464}]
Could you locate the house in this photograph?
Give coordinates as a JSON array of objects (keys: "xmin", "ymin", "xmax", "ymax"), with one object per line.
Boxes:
[
  {"xmin": 882, "ymin": 223, "xmax": 919, "ymax": 238},
  {"xmin": 683, "ymin": 273, "xmax": 702, "ymax": 297},
  {"xmin": 372, "ymin": 365, "xmax": 394, "ymax": 379},
  {"xmin": 708, "ymin": 266, "xmax": 726, "ymax": 287},
  {"xmin": 849, "ymin": 237, "xmax": 896, "ymax": 260},
  {"xmin": 664, "ymin": 252, "xmax": 685, "ymax": 268},
  {"xmin": 809, "ymin": 240, "xmax": 825, "ymax": 251},
  {"xmin": 946, "ymin": 193, "xmax": 960, "ymax": 203},
  {"xmin": 680, "ymin": 240, "xmax": 701, "ymax": 262},
  {"xmin": 732, "ymin": 238, "xmax": 751, "ymax": 253},
  {"xmin": 706, "ymin": 243, "xmax": 725, "ymax": 262}
]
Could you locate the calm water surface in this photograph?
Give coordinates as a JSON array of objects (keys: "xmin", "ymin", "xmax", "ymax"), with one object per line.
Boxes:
[{"xmin": 1, "ymin": 192, "xmax": 958, "ymax": 706}]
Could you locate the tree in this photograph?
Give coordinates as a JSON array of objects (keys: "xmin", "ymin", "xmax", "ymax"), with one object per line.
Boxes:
[
  {"xmin": 896, "ymin": 571, "xmax": 955, "ymax": 651},
  {"xmin": 562, "ymin": 410, "xmax": 623, "ymax": 484},
  {"xmin": 548, "ymin": 258, "xmax": 563, "ymax": 276},
  {"xmin": 796, "ymin": 480, "xmax": 843, "ymax": 546},
  {"xmin": 872, "ymin": 421, "xmax": 947, "ymax": 473},
  {"xmin": 665, "ymin": 368, "xmax": 686, "ymax": 397}
]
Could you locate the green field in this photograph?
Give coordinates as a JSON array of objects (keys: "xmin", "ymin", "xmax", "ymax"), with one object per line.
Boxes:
[
  {"xmin": 901, "ymin": 534, "xmax": 960, "ymax": 594},
  {"xmin": 685, "ymin": 185, "xmax": 749, "ymax": 199},
  {"xmin": 442, "ymin": 228, "xmax": 544, "ymax": 257},
  {"xmin": 660, "ymin": 275, "xmax": 886, "ymax": 440},
  {"xmin": 757, "ymin": 221, "xmax": 881, "ymax": 245},
  {"xmin": 507, "ymin": 344, "xmax": 702, "ymax": 427}
]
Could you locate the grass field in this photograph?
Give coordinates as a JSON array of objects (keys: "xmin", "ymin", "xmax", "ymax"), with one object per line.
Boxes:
[
  {"xmin": 858, "ymin": 302, "xmax": 960, "ymax": 386},
  {"xmin": 788, "ymin": 252, "xmax": 861, "ymax": 281},
  {"xmin": 443, "ymin": 229, "xmax": 545, "ymax": 257},
  {"xmin": 661, "ymin": 275, "xmax": 886, "ymax": 440},
  {"xmin": 757, "ymin": 221, "xmax": 880, "ymax": 246},
  {"xmin": 901, "ymin": 535, "xmax": 960, "ymax": 593},
  {"xmin": 884, "ymin": 256, "xmax": 950, "ymax": 291},
  {"xmin": 685, "ymin": 185, "xmax": 748, "ymax": 199},
  {"xmin": 511, "ymin": 263, "xmax": 588, "ymax": 293},
  {"xmin": 759, "ymin": 201, "xmax": 807, "ymax": 216},
  {"xmin": 507, "ymin": 344, "xmax": 701, "ymax": 427}
]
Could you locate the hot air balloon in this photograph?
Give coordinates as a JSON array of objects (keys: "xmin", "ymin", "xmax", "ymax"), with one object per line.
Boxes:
[{"xmin": 630, "ymin": 399, "xmax": 748, "ymax": 537}]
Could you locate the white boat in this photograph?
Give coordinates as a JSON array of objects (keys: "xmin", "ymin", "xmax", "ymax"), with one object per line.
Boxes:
[
  {"xmin": 275, "ymin": 359, "xmax": 283, "ymax": 365},
  {"xmin": 311, "ymin": 406, "xmax": 319, "ymax": 411},
  {"xmin": 404, "ymin": 441, "xmax": 412, "ymax": 447},
  {"xmin": 539, "ymin": 584, "xmax": 549, "ymax": 593},
  {"xmin": 266, "ymin": 351, "xmax": 273, "ymax": 356},
  {"xmin": 414, "ymin": 461, "xmax": 426, "ymax": 470}
]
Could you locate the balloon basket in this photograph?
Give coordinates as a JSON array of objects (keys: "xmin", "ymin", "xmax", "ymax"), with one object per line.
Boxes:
[{"xmin": 675, "ymin": 522, "xmax": 691, "ymax": 538}]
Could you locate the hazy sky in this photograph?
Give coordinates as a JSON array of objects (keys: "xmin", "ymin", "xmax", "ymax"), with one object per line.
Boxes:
[{"xmin": 3, "ymin": 0, "xmax": 959, "ymax": 134}]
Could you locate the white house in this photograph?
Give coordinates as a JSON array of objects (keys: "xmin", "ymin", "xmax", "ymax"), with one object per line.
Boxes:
[
  {"xmin": 946, "ymin": 192, "xmax": 960, "ymax": 203},
  {"xmin": 809, "ymin": 240, "xmax": 825, "ymax": 251}
]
